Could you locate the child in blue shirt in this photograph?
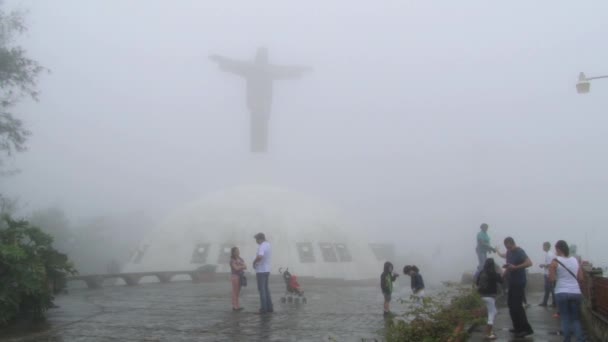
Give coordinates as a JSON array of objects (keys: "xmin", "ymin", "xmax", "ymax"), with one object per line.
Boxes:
[{"xmin": 404, "ymin": 265, "xmax": 425, "ymax": 305}]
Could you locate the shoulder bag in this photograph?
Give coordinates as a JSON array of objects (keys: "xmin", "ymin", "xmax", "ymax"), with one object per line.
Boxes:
[{"xmin": 554, "ymin": 258, "xmax": 582, "ymax": 288}]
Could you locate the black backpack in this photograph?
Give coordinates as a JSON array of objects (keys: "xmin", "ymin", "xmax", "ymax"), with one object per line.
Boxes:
[{"xmin": 477, "ymin": 271, "xmax": 490, "ymax": 293}]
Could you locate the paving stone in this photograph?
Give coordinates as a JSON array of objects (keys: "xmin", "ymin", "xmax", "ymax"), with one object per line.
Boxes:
[
  {"xmin": 468, "ymin": 293, "xmax": 587, "ymax": 342},
  {"xmin": 2, "ymin": 281, "xmax": 385, "ymax": 341},
  {"xmin": 2, "ymin": 281, "xmax": 577, "ymax": 341}
]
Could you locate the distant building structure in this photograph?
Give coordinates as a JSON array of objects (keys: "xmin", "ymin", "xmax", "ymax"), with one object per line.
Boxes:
[{"xmin": 123, "ymin": 185, "xmax": 390, "ymax": 280}]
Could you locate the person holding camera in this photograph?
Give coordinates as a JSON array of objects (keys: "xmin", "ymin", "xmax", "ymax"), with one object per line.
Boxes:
[{"xmin": 502, "ymin": 237, "xmax": 534, "ymax": 338}]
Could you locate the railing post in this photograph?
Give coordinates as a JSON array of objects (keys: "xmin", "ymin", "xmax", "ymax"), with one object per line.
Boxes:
[
  {"xmin": 157, "ymin": 273, "xmax": 173, "ymax": 283},
  {"xmin": 121, "ymin": 274, "xmax": 143, "ymax": 286},
  {"xmin": 84, "ymin": 275, "xmax": 104, "ymax": 289},
  {"xmin": 189, "ymin": 271, "xmax": 202, "ymax": 283}
]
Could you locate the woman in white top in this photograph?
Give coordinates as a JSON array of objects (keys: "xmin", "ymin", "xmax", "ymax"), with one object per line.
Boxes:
[{"xmin": 548, "ymin": 240, "xmax": 586, "ymax": 342}]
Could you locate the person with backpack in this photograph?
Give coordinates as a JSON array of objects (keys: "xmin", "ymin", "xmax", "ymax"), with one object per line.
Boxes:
[
  {"xmin": 549, "ymin": 240, "xmax": 586, "ymax": 342},
  {"xmin": 380, "ymin": 261, "xmax": 399, "ymax": 316},
  {"xmin": 476, "ymin": 258, "xmax": 503, "ymax": 340}
]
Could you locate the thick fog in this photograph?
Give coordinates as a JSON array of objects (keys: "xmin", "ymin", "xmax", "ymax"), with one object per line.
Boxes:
[{"xmin": 2, "ymin": 0, "xmax": 607, "ymax": 279}]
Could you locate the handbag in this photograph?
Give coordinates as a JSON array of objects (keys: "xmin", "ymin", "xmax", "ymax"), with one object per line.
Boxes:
[{"xmin": 239, "ymin": 272, "xmax": 247, "ymax": 287}]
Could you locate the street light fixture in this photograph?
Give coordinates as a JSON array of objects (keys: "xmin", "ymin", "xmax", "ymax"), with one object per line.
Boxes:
[{"xmin": 576, "ymin": 72, "xmax": 608, "ymax": 94}]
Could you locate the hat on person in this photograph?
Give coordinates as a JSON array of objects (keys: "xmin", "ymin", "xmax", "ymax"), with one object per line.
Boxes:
[{"xmin": 254, "ymin": 232, "xmax": 266, "ymax": 240}]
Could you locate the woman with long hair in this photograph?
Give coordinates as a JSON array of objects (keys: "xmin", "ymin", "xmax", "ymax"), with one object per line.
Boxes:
[
  {"xmin": 476, "ymin": 258, "xmax": 503, "ymax": 340},
  {"xmin": 230, "ymin": 246, "xmax": 247, "ymax": 311},
  {"xmin": 548, "ymin": 240, "xmax": 586, "ymax": 341}
]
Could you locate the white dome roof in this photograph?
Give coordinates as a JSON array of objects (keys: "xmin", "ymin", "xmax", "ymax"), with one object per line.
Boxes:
[{"xmin": 123, "ymin": 185, "xmax": 387, "ymax": 280}]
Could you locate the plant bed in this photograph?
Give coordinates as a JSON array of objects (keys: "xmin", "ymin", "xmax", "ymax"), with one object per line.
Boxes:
[{"xmin": 385, "ymin": 283, "xmax": 484, "ymax": 342}]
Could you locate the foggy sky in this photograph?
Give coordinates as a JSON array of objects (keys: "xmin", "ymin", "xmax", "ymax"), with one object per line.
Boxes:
[{"xmin": 2, "ymin": 0, "xmax": 608, "ymax": 271}]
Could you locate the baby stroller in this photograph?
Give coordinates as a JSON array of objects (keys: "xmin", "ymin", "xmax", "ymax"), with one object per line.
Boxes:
[{"xmin": 279, "ymin": 267, "xmax": 307, "ymax": 304}]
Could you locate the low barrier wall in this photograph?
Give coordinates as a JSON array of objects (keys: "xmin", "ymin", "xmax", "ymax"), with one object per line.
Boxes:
[{"xmin": 581, "ymin": 265, "xmax": 608, "ymax": 342}]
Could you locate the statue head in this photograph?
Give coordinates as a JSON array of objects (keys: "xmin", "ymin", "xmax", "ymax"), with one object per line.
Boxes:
[{"xmin": 255, "ymin": 47, "xmax": 269, "ymax": 65}]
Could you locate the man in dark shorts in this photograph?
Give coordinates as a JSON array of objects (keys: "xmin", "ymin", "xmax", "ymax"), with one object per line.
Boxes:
[{"xmin": 503, "ymin": 237, "xmax": 534, "ymax": 338}]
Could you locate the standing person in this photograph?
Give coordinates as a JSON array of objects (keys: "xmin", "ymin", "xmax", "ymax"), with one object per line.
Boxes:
[
  {"xmin": 497, "ymin": 245, "xmax": 530, "ymax": 309},
  {"xmin": 502, "ymin": 237, "xmax": 534, "ymax": 338},
  {"xmin": 403, "ymin": 265, "xmax": 425, "ymax": 305},
  {"xmin": 476, "ymin": 258, "xmax": 503, "ymax": 340},
  {"xmin": 229, "ymin": 247, "xmax": 247, "ymax": 311},
  {"xmin": 539, "ymin": 241, "xmax": 556, "ymax": 307},
  {"xmin": 549, "ymin": 240, "xmax": 586, "ymax": 342},
  {"xmin": 570, "ymin": 244, "xmax": 582, "ymax": 264},
  {"xmin": 476, "ymin": 223, "xmax": 496, "ymax": 271},
  {"xmin": 253, "ymin": 232, "xmax": 273, "ymax": 314},
  {"xmin": 380, "ymin": 262, "xmax": 399, "ymax": 316}
]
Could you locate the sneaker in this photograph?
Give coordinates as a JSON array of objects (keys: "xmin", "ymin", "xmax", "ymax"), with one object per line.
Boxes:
[
  {"xmin": 486, "ymin": 334, "xmax": 497, "ymax": 340},
  {"xmin": 515, "ymin": 330, "xmax": 534, "ymax": 338}
]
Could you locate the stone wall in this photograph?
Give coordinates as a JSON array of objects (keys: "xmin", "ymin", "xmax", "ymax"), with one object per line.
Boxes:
[
  {"xmin": 580, "ymin": 266, "xmax": 607, "ymax": 342},
  {"xmin": 582, "ymin": 308, "xmax": 608, "ymax": 342}
]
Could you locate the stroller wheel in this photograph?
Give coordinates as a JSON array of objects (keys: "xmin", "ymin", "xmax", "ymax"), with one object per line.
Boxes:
[
  {"xmin": 280, "ymin": 297, "xmax": 286, "ymax": 303},
  {"xmin": 302, "ymin": 297, "xmax": 307, "ymax": 304},
  {"xmin": 288, "ymin": 296, "xmax": 293, "ymax": 303}
]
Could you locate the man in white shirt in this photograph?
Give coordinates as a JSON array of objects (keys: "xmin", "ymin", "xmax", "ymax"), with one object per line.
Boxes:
[
  {"xmin": 253, "ymin": 232, "xmax": 273, "ymax": 314},
  {"xmin": 538, "ymin": 241, "xmax": 556, "ymax": 307}
]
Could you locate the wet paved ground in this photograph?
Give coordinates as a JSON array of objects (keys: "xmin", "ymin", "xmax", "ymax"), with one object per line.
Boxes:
[
  {"xmin": 1, "ymin": 280, "xmax": 584, "ymax": 341},
  {"xmin": 2, "ymin": 280, "xmax": 387, "ymax": 342},
  {"xmin": 468, "ymin": 294, "xmax": 585, "ymax": 342}
]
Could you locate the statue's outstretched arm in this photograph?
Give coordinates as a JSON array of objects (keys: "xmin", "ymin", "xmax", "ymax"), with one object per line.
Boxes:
[
  {"xmin": 270, "ymin": 65, "xmax": 313, "ymax": 80},
  {"xmin": 209, "ymin": 54, "xmax": 251, "ymax": 77}
]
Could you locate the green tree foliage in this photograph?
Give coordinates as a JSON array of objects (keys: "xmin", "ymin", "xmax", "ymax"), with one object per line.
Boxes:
[
  {"xmin": 0, "ymin": 214, "xmax": 77, "ymax": 326},
  {"xmin": 0, "ymin": 7, "xmax": 45, "ymax": 169}
]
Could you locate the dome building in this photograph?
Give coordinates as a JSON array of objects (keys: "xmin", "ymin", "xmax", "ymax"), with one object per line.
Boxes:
[{"xmin": 123, "ymin": 185, "xmax": 393, "ymax": 280}]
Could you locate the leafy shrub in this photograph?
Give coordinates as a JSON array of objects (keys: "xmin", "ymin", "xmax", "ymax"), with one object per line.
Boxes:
[
  {"xmin": 0, "ymin": 214, "xmax": 77, "ymax": 325},
  {"xmin": 385, "ymin": 283, "xmax": 484, "ymax": 342}
]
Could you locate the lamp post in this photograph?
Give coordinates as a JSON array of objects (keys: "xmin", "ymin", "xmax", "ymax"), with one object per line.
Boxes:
[{"xmin": 576, "ymin": 72, "xmax": 608, "ymax": 94}]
